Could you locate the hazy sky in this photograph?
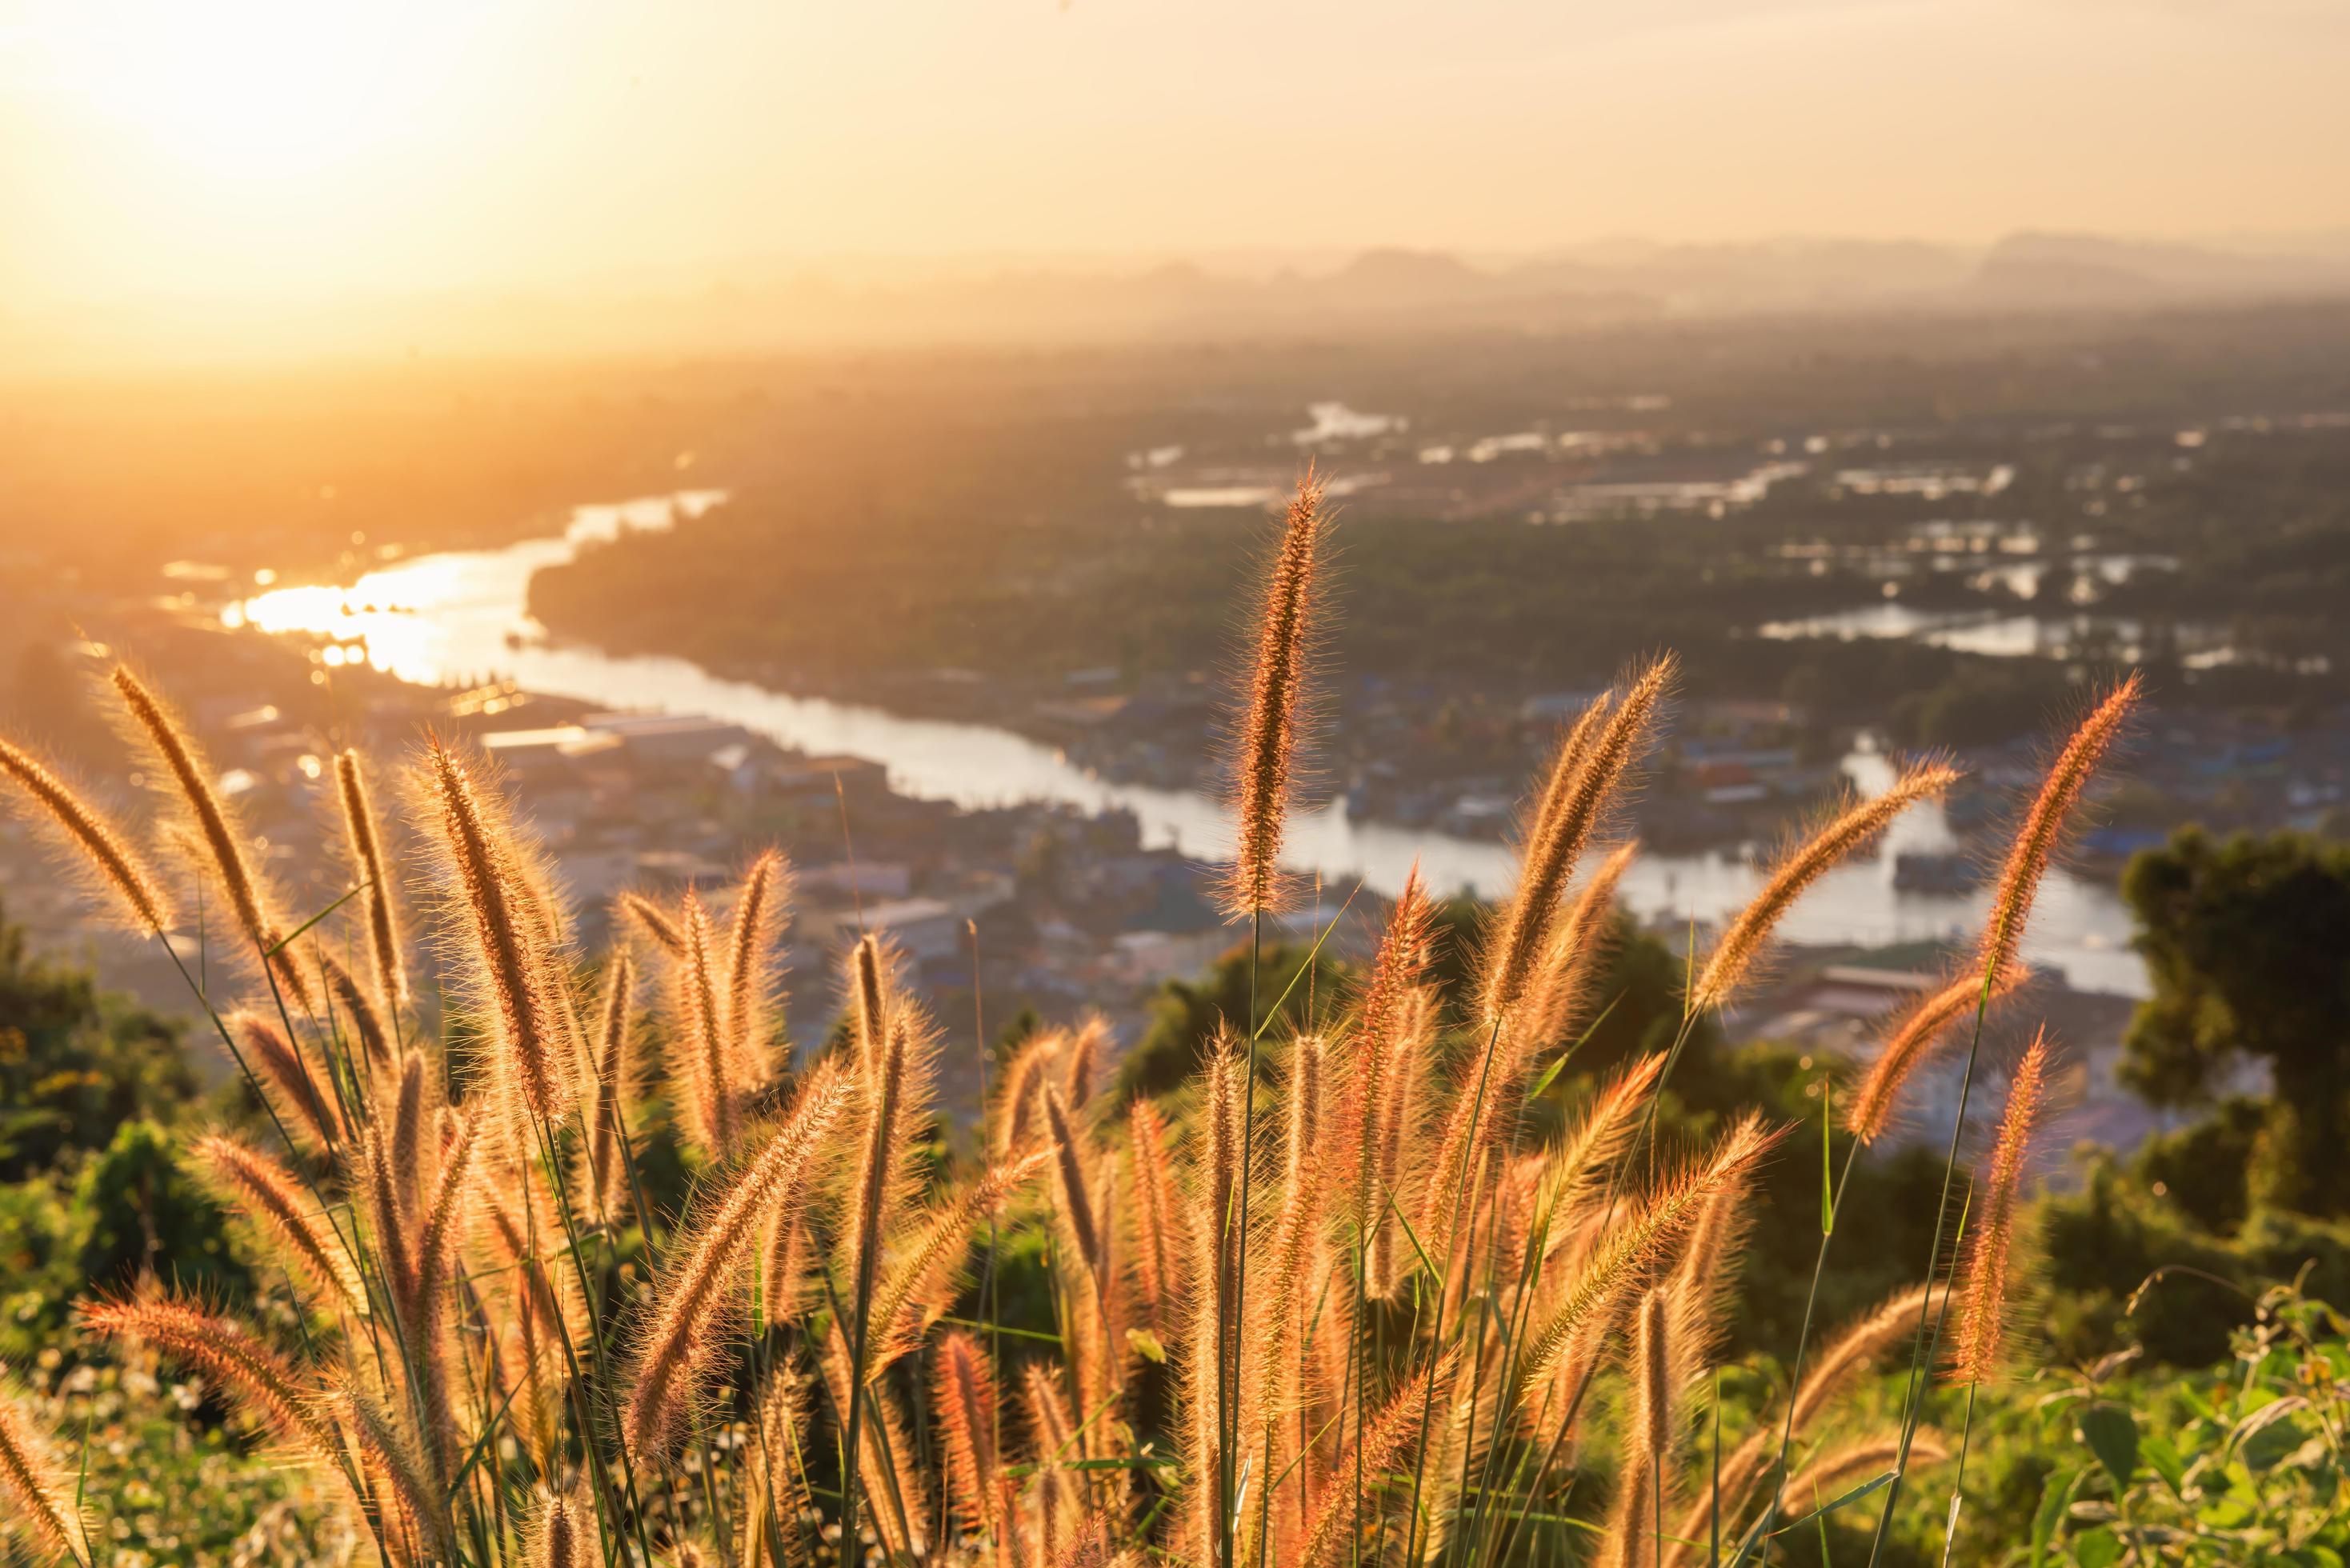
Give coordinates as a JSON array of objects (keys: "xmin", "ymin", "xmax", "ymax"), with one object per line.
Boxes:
[{"xmin": 4, "ymin": 0, "xmax": 2348, "ymax": 310}]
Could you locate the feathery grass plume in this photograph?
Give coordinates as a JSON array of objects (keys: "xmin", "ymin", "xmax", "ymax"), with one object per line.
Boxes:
[
  {"xmin": 1793, "ymin": 1284, "xmax": 1940, "ymax": 1434},
  {"xmin": 333, "ymin": 750, "xmax": 408, "ymax": 1014},
  {"xmin": 0, "ymin": 1364, "xmax": 86, "ymax": 1565},
  {"xmin": 1690, "ymin": 761, "xmax": 1960, "ymax": 1016},
  {"xmin": 1127, "ymin": 1098, "xmax": 1191, "ymax": 1330},
  {"xmin": 994, "ymin": 1026, "xmax": 1064, "ymax": 1158},
  {"xmin": 1535, "ymin": 1054, "xmax": 1670, "ymax": 1258},
  {"xmin": 623, "ymin": 1061, "xmax": 852, "ymax": 1461},
  {"xmin": 354, "ymin": 1127, "xmax": 410, "ymax": 1318},
  {"xmin": 1219, "ymin": 470, "xmax": 1327, "ymax": 918},
  {"xmin": 866, "ymin": 1151, "xmax": 1051, "ymax": 1370},
  {"xmin": 0, "ymin": 734, "xmax": 175, "ymax": 933},
  {"xmin": 1980, "ymin": 674, "xmax": 2141, "ymax": 980},
  {"xmin": 1601, "ymin": 1289, "xmax": 1679, "ymax": 1568},
  {"xmin": 1182, "ymin": 1038, "xmax": 1244, "ymax": 1560},
  {"xmin": 422, "ymin": 738, "xmax": 574, "ymax": 1122},
  {"xmin": 231, "ymin": 1010, "xmax": 345, "ymax": 1150},
  {"xmin": 1022, "ymin": 1359, "xmax": 1084, "ymax": 1516},
  {"xmin": 617, "ymin": 890, "xmax": 686, "ymax": 957},
  {"xmin": 1242, "ymin": 1033, "xmax": 1329, "ymax": 1562},
  {"xmin": 1479, "ymin": 656, "xmax": 1675, "ymax": 1027},
  {"xmin": 822, "ymin": 1326, "xmax": 931, "ymax": 1560},
  {"xmin": 1844, "ymin": 966, "xmax": 2025, "ymax": 1146},
  {"xmin": 1044, "ymin": 1086, "xmax": 1107, "ymax": 1288},
  {"xmin": 934, "ymin": 1329, "xmax": 1003, "ymax": 1537},
  {"xmin": 410, "ymin": 1101, "xmax": 484, "ymax": 1339},
  {"xmin": 851, "ymin": 930, "xmax": 890, "ymax": 1078},
  {"xmin": 474, "ymin": 1175, "xmax": 578, "ymax": 1478},
  {"xmin": 1291, "ymin": 1358, "xmax": 1436, "ymax": 1568},
  {"xmin": 111, "ymin": 665, "xmax": 310, "ymax": 1004},
  {"xmin": 1062, "ymin": 1014, "xmax": 1108, "ymax": 1110},
  {"xmin": 742, "ymin": 1359, "xmax": 819, "ymax": 1568},
  {"xmin": 526, "ymin": 1487, "xmax": 595, "ymax": 1568},
  {"xmin": 1515, "ymin": 840, "xmax": 1638, "ymax": 1054},
  {"xmin": 671, "ymin": 889, "xmax": 738, "ymax": 1158},
  {"xmin": 1780, "ymin": 1434, "xmax": 1949, "ymax": 1518},
  {"xmin": 1367, "ymin": 990, "xmax": 1433, "ymax": 1298},
  {"xmin": 340, "ymin": 1382, "xmax": 446, "ymax": 1564},
  {"xmin": 79, "ymin": 1293, "xmax": 340, "ymax": 1461},
  {"xmin": 724, "ymin": 848, "xmax": 791, "ymax": 1089},
  {"xmin": 386, "ymin": 1050, "xmax": 430, "ymax": 1213},
  {"xmin": 584, "ymin": 950, "xmax": 636, "ymax": 1218},
  {"xmin": 318, "ymin": 949, "xmax": 394, "ymax": 1078},
  {"xmin": 1952, "ymin": 1030, "xmax": 2053, "ymax": 1387},
  {"xmin": 191, "ymin": 1134, "xmax": 366, "ymax": 1313},
  {"xmin": 1662, "ymin": 1284, "xmax": 1941, "ymax": 1567},
  {"xmin": 1515, "ymin": 1114, "xmax": 1780, "ymax": 1410},
  {"xmin": 1339, "ymin": 866, "xmax": 1433, "ymax": 1220}
]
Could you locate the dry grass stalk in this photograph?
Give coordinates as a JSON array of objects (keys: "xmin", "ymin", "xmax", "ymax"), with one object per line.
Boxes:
[
  {"xmin": 423, "ymin": 740, "xmax": 573, "ymax": 1122},
  {"xmin": 867, "ymin": 1152, "xmax": 1051, "ymax": 1370},
  {"xmin": 741, "ymin": 1361, "xmax": 818, "ymax": 1568},
  {"xmin": 724, "ymin": 849, "xmax": 790, "ymax": 1093},
  {"xmin": 1293, "ymin": 1359, "xmax": 1439, "ymax": 1568},
  {"xmin": 233, "ymin": 1010, "xmax": 345, "ymax": 1150},
  {"xmin": 1339, "ymin": 869, "xmax": 1434, "ymax": 1210},
  {"xmin": 1045, "ymin": 1086, "xmax": 1107, "ymax": 1288},
  {"xmin": 1480, "ymin": 657, "xmax": 1674, "ymax": 1027},
  {"xmin": 1516, "ymin": 1115, "xmax": 1777, "ymax": 1407},
  {"xmin": 192, "ymin": 1134, "xmax": 366, "ymax": 1312},
  {"xmin": 0, "ymin": 1366, "xmax": 86, "ymax": 1566},
  {"xmin": 1689, "ymin": 761, "xmax": 1960, "ymax": 1015},
  {"xmin": 1219, "ymin": 472, "xmax": 1327, "ymax": 918},
  {"xmin": 318, "ymin": 949, "xmax": 394, "ymax": 1077},
  {"xmin": 80, "ymin": 1293, "xmax": 341, "ymax": 1461},
  {"xmin": 1127, "ymin": 1098, "xmax": 1190, "ymax": 1329},
  {"xmin": 1601, "ymin": 1289, "xmax": 1679, "ymax": 1568},
  {"xmin": 934, "ymin": 1329, "xmax": 1003, "ymax": 1536},
  {"xmin": 1515, "ymin": 841, "xmax": 1638, "ymax": 1055},
  {"xmin": 1844, "ymin": 968, "xmax": 2024, "ymax": 1146},
  {"xmin": 112, "ymin": 666, "xmax": 309, "ymax": 1002},
  {"xmin": 673, "ymin": 890, "xmax": 737, "ymax": 1158},
  {"xmin": 1780, "ymin": 1433, "xmax": 1949, "ymax": 1518},
  {"xmin": 0, "ymin": 734, "xmax": 176, "ymax": 932},
  {"xmin": 616, "ymin": 891, "xmax": 685, "ymax": 956},
  {"xmin": 333, "ymin": 750, "xmax": 408, "ymax": 1013},
  {"xmin": 1062, "ymin": 1014, "xmax": 1108, "ymax": 1110},
  {"xmin": 1980, "ymin": 675, "xmax": 2141, "ymax": 978},
  {"xmin": 995, "ymin": 1027, "xmax": 1064, "ymax": 1159},
  {"xmin": 525, "ymin": 1487, "xmax": 594, "ymax": 1568},
  {"xmin": 1952, "ymin": 1030, "xmax": 2053, "ymax": 1386},
  {"xmin": 584, "ymin": 950, "xmax": 636, "ymax": 1218},
  {"xmin": 852, "ymin": 931, "xmax": 890, "ymax": 1078},
  {"xmin": 623, "ymin": 1062, "xmax": 853, "ymax": 1460}
]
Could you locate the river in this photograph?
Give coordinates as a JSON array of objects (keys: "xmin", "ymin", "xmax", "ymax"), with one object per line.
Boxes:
[{"xmin": 234, "ymin": 491, "xmax": 2148, "ymax": 996}]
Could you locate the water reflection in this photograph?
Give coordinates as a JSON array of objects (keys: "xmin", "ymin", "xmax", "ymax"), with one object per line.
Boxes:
[{"xmin": 238, "ymin": 492, "xmax": 2147, "ymax": 995}]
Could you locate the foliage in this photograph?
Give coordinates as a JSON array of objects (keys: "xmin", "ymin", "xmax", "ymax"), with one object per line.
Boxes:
[
  {"xmin": 2017, "ymin": 1281, "xmax": 2350, "ymax": 1566},
  {"xmin": 2120, "ymin": 829, "xmax": 2350, "ymax": 1215},
  {"xmin": 0, "ymin": 904, "xmax": 197, "ymax": 1181}
]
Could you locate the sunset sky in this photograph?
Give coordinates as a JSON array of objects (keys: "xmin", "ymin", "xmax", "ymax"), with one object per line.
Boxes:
[{"xmin": 4, "ymin": 0, "xmax": 2348, "ymax": 316}]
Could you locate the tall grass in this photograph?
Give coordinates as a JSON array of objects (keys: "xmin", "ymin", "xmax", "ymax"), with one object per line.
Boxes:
[{"xmin": 0, "ymin": 487, "xmax": 2127, "ymax": 1566}]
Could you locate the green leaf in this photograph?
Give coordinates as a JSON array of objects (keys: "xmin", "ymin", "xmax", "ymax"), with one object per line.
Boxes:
[
  {"xmin": 2071, "ymin": 1526, "xmax": 2123, "ymax": 1568},
  {"xmin": 2028, "ymin": 1466, "xmax": 2080, "ymax": 1568},
  {"xmin": 2076, "ymin": 1402, "xmax": 2140, "ymax": 1491},
  {"xmin": 2138, "ymin": 1432, "xmax": 2185, "ymax": 1499}
]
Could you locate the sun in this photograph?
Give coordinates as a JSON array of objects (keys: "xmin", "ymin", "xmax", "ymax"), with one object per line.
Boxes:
[{"xmin": 46, "ymin": 0, "xmax": 470, "ymax": 180}]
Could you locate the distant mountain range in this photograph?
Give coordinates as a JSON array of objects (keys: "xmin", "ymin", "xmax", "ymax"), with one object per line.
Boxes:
[{"xmin": 15, "ymin": 231, "xmax": 2350, "ymax": 368}]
